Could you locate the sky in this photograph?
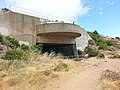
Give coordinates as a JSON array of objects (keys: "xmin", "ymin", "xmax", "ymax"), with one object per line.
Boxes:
[{"xmin": 0, "ymin": 0, "xmax": 120, "ymax": 37}]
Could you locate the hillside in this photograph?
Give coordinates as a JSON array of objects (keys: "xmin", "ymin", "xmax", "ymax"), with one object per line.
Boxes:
[{"xmin": 0, "ymin": 31, "xmax": 120, "ymax": 90}]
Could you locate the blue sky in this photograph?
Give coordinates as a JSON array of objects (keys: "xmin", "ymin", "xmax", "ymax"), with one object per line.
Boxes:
[
  {"xmin": 76, "ymin": 0, "xmax": 120, "ymax": 37},
  {"xmin": 0, "ymin": 0, "xmax": 120, "ymax": 37}
]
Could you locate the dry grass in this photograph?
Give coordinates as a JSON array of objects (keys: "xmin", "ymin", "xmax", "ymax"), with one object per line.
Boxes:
[
  {"xmin": 0, "ymin": 52, "xmax": 77, "ymax": 90},
  {"xmin": 101, "ymin": 69, "xmax": 120, "ymax": 90}
]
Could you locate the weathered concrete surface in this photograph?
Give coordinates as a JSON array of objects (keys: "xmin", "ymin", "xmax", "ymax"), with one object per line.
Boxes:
[
  {"xmin": 36, "ymin": 23, "xmax": 81, "ymax": 44},
  {"xmin": 36, "ymin": 23, "xmax": 81, "ymax": 35},
  {"xmin": 0, "ymin": 11, "xmax": 91, "ymax": 55},
  {"xmin": 0, "ymin": 11, "xmax": 40, "ymax": 45},
  {"xmin": 76, "ymin": 28, "xmax": 92, "ymax": 50}
]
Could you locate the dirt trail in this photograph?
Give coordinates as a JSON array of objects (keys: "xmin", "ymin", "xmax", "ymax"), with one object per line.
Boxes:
[{"xmin": 44, "ymin": 58, "xmax": 120, "ymax": 90}]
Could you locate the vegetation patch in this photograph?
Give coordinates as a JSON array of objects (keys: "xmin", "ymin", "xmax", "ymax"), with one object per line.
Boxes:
[
  {"xmin": 20, "ymin": 44, "xmax": 29, "ymax": 51},
  {"xmin": 101, "ymin": 69, "xmax": 120, "ymax": 90},
  {"xmin": 3, "ymin": 36, "xmax": 20, "ymax": 49},
  {"xmin": 74, "ymin": 58, "xmax": 82, "ymax": 62},
  {"xmin": 54, "ymin": 62, "xmax": 69, "ymax": 72},
  {"xmin": 97, "ymin": 53, "xmax": 105, "ymax": 59},
  {"xmin": 31, "ymin": 44, "xmax": 43, "ymax": 53},
  {"xmin": 3, "ymin": 50, "xmax": 28, "ymax": 60},
  {"xmin": 88, "ymin": 30, "xmax": 118, "ymax": 51},
  {"xmin": 77, "ymin": 50, "xmax": 83, "ymax": 56},
  {"xmin": 0, "ymin": 34, "xmax": 4, "ymax": 42},
  {"xmin": 109, "ymin": 54, "xmax": 120, "ymax": 59},
  {"xmin": 42, "ymin": 70, "xmax": 52, "ymax": 76},
  {"xmin": 85, "ymin": 47, "xmax": 99, "ymax": 57}
]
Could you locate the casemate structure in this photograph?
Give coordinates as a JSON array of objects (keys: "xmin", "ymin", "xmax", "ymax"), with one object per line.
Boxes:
[{"xmin": 0, "ymin": 9, "xmax": 91, "ymax": 58}]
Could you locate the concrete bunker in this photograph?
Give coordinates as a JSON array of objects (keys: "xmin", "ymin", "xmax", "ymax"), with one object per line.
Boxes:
[
  {"xmin": 36, "ymin": 23, "xmax": 82, "ymax": 57},
  {"xmin": 0, "ymin": 10, "xmax": 91, "ymax": 58}
]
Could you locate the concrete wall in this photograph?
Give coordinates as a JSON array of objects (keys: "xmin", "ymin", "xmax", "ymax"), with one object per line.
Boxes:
[
  {"xmin": 0, "ymin": 12, "xmax": 10, "ymax": 35},
  {"xmin": 36, "ymin": 23, "xmax": 81, "ymax": 34},
  {"xmin": 0, "ymin": 11, "xmax": 40, "ymax": 45},
  {"xmin": 75, "ymin": 28, "xmax": 92, "ymax": 51},
  {"xmin": 0, "ymin": 11, "xmax": 91, "ymax": 51},
  {"xmin": 36, "ymin": 23, "xmax": 81, "ymax": 44}
]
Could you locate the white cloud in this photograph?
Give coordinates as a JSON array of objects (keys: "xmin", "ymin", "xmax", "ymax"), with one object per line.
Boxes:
[
  {"xmin": 99, "ymin": 12, "xmax": 103, "ymax": 15},
  {"xmin": 105, "ymin": 0, "xmax": 114, "ymax": 5},
  {"xmin": 110, "ymin": 2, "xmax": 114, "ymax": 5},
  {"xmin": 97, "ymin": 7, "xmax": 103, "ymax": 15},
  {"xmin": 5, "ymin": 0, "xmax": 89, "ymax": 21}
]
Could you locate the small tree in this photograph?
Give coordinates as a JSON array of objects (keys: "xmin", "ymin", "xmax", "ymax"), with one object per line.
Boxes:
[{"xmin": 93, "ymin": 30, "xmax": 99, "ymax": 35}]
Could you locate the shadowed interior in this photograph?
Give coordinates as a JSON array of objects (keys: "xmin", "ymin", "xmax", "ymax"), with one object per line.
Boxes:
[{"xmin": 41, "ymin": 43, "xmax": 78, "ymax": 58}]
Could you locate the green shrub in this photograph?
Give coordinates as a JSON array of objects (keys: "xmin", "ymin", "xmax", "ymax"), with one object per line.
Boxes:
[
  {"xmin": 0, "ymin": 34, "xmax": 3, "ymax": 42},
  {"xmin": 88, "ymin": 49, "xmax": 99, "ymax": 57},
  {"xmin": 21, "ymin": 44, "xmax": 29, "ymax": 51},
  {"xmin": 88, "ymin": 30, "xmax": 100, "ymax": 42},
  {"xmin": 96, "ymin": 38, "xmax": 105, "ymax": 44},
  {"xmin": 3, "ymin": 36, "xmax": 20, "ymax": 49},
  {"xmin": 98, "ymin": 42, "xmax": 107, "ymax": 50},
  {"xmin": 85, "ymin": 47, "xmax": 93, "ymax": 53},
  {"xmin": 31, "ymin": 44, "xmax": 43, "ymax": 53},
  {"xmin": 77, "ymin": 50, "xmax": 83, "ymax": 55},
  {"xmin": 105, "ymin": 40, "xmax": 115, "ymax": 46},
  {"xmin": 3, "ymin": 50, "xmax": 27, "ymax": 60}
]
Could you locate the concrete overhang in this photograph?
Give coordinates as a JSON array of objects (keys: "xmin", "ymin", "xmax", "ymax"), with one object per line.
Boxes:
[
  {"xmin": 36, "ymin": 23, "xmax": 81, "ymax": 37},
  {"xmin": 36, "ymin": 23, "xmax": 82, "ymax": 44}
]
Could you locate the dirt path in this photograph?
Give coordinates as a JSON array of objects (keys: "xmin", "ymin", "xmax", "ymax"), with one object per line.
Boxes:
[{"xmin": 44, "ymin": 58, "xmax": 120, "ymax": 90}]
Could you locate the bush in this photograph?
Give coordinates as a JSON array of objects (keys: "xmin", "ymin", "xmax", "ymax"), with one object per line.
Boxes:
[
  {"xmin": 3, "ymin": 50, "xmax": 27, "ymax": 60},
  {"xmin": 0, "ymin": 34, "xmax": 3, "ymax": 42},
  {"xmin": 78, "ymin": 50, "xmax": 83, "ymax": 55},
  {"xmin": 96, "ymin": 38, "xmax": 105, "ymax": 44},
  {"xmin": 98, "ymin": 42, "xmax": 107, "ymax": 50},
  {"xmin": 31, "ymin": 44, "xmax": 43, "ymax": 53},
  {"xmin": 88, "ymin": 30, "xmax": 100, "ymax": 42},
  {"xmin": 88, "ymin": 49, "xmax": 99, "ymax": 57},
  {"xmin": 3, "ymin": 36, "xmax": 20, "ymax": 49},
  {"xmin": 105, "ymin": 40, "xmax": 115, "ymax": 46},
  {"xmin": 21, "ymin": 44, "xmax": 29, "ymax": 51}
]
